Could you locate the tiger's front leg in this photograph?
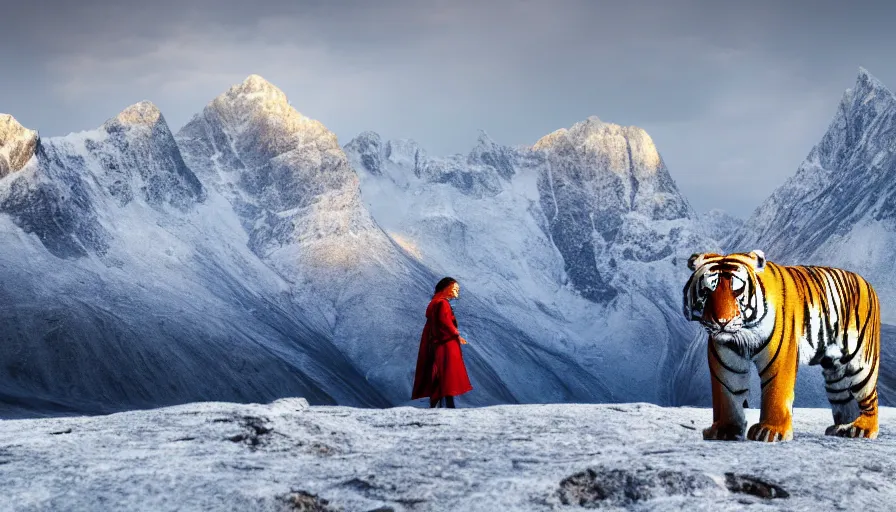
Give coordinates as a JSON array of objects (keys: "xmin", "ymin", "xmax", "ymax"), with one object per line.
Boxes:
[
  {"xmin": 704, "ymin": 341, "xmax": 750, "ymax": 441},
  {"xmin": 749, "ymin": 337, "xmax": 798, "ymax": 442}
]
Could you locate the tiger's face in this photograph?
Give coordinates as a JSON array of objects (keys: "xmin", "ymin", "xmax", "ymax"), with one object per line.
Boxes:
[{"xmin": 683, "ymin": 251, "xmax": 769, "ymax": 344}]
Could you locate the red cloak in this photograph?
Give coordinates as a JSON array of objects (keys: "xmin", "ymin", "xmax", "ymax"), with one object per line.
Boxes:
[{"xmin": 411, "ymin": 295, "xmax": 473, "ymax": 401}]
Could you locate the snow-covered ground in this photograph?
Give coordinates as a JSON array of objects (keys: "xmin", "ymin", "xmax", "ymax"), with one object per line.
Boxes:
[{"xmin": 1, "ymin": 399, "xmax": 894, "ymax": 511}]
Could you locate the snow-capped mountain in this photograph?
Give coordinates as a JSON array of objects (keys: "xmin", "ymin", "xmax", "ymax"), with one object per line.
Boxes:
[
  {"xmin": 0, "ymin": 101, "xmax": 388, "ymax": 416},
  {"xmin": 0, "ymin": 74, "xmax": 741, "ymax": 416},
  {"xmin": 345, "ymin": 118, "xmax": 718, "ymax": 406},
  {"xmin": 175, "ymin": 78, "xmax": 650, "ymax": 407},
  {"xmin": 531, "ymin": 117, "xmax": 693, "ymax": 302}
]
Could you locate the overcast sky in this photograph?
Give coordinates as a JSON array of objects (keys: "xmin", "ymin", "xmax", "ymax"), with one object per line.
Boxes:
[{"xmin": 2, "ymin": 0, "xmax": 894, "ymax": 217}]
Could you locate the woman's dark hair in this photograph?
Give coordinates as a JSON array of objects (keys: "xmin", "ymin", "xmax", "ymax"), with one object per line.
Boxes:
[{"xmin": 434, "ymin": 277, "xmax": 458, "ymax": 294}]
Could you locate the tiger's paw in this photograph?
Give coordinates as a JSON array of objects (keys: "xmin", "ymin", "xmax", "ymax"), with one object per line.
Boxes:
[
  {"xmin": 747, "ymin": 423, "xmax": 792, "ymax": 442},
  {"xmin": 825, "ymin": 423, "xmax": 878, "ymax": 439},
  {"xmin": 702, "ymin": 422, "xmax": 745, "ymax": 441}
]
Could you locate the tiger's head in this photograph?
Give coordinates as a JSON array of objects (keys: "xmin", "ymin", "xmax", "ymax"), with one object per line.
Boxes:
[{"xmin": 683, "ymin": 250, "xmax": 770, "ymax": 344}]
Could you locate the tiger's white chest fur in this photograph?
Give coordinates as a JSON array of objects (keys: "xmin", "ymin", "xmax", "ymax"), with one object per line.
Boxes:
[{"xmin": 710, "ymin": 306, "xmax": 776, "ymax": 361}]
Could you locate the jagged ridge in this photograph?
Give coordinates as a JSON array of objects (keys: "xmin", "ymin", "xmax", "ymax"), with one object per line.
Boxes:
[{"xmin": 0, "ymin": 114, "xmax": 39, "ymax": 177}]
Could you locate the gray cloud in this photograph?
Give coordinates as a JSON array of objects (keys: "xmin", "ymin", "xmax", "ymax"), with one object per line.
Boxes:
[{"xmin": 3, "ymin": 0, "xmax": 896, "ymax": 217}]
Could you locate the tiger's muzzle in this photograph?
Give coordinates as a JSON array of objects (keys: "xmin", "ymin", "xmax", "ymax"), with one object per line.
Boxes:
[{"xmin": 701, "ymin": 314, "xmax": 745, "ymax": 336}]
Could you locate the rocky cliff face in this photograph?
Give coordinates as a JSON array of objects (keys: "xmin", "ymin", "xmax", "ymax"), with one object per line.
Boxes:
[
  {"xmin": 92, "ymin": 101, "xmax": 204, "ymax": 211},
  {"xmin": 0, "ymin": 114, "xmax": 39, "ymax": 177},
  {"xmin": 533, "ymin": 116, "xmax": 695, "ymax": 302},
  {"xmin": 176, "ymin": 75, "xmax": 365, "ymax": 257}
]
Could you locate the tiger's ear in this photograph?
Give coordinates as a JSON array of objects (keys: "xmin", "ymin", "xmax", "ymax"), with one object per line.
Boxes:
[
  {"xmin": 687, "ymin": 253, "xmax": 706, "ymax": 271},
  {"xmin": 749, "ymin": 250, "xmax": 766, "ymax": 272}
]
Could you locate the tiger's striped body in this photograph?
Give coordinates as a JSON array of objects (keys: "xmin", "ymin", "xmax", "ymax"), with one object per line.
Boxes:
[{"xmin": 682, "ymin": 251, "xmax": 880, "ymax": 441}]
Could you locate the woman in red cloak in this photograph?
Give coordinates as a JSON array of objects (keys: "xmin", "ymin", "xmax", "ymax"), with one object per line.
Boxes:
[{"xmin": 411, "ymin": 277, "xmax": 473, "ymax": 408}]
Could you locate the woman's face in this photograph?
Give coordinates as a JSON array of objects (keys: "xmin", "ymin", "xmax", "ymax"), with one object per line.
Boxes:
[{"xmin": 447, "ymin": 282, "xmax": 460, "ymax": 299}]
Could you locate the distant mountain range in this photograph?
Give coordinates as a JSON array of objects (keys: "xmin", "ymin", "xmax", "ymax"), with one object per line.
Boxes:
[{"xmin": 0, "ymin": 69, "xmax": 893, "ymax": 416}]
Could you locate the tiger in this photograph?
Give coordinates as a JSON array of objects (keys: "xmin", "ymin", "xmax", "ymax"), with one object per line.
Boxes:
[{"xmin": 682, "ymin": 250, "xmax": 881, "ymax": 442}]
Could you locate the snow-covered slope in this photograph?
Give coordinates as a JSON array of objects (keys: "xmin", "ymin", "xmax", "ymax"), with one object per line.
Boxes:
[
  {"xmin": 0, "ymin": 105, "xmax": 387, "ymax": 416},
  {"xmin": 2, "ymin": 400, "xmax": 894, "ymax": 511}
]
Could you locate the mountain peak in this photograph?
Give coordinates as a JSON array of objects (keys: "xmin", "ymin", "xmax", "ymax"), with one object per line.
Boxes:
[
  {"xmin": 351, "ymin": 131, "xmax": 382, "ymax": 147},
  {"xmin": 475, "ymin": 129, "xmax": 495, "ymax": 146},
  {"xmin": 0, "ymin": 114, "xmax": 34, "ymax": 142},
  {"xmin": 223, "ymin": 74, "xmax": 288, "ymax": 106},
  {"xmin": 531, "ymin": 129, "xmax": 566, "ymax": 151},
  {"xmin": 534, "ymin": 116, "xmax": 620, "ymax": 150},
  {"xmin": 841, "ymin": 67, "xmax": 896, "ymax": 105},
  {"xmin": 344, "ymin": 131, "xmax": 386, "ymax": 176},
  {"xmin": 112, "ymin": 101, "xmax": 163, "ymax": 128},
  {"xmin": 531, "ymin": 115, "xmax": 690, "ymax": 223},
  {"xmin": 854, "ymin": 67, "xmax": 893, "ymax": 97},
  {"xmin": 735, "ymin": 68, "xmax": 896, "ymax": 260},
  {"xmin": 533, "ymin": 116, "xmax": 653, "ymax": 156},
  {"xmin": 571, "ymin": 115, "xmax": 605, "ymax": 133},
  {"xmin": 0, "ymin": 114, "xmax": 40, "ymax": 176},
  {"xmin": 242, "ymin": 74, "xmax": 278, "ymax": 91},
  {"xmin": 198, "ymin": 75, "xmax": 303, "ymax": 141}
]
